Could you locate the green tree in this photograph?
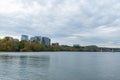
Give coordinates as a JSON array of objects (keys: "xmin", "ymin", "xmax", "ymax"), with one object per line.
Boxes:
[
  {"xmin": 19, "ymin": 40, "xmax": 31, "ymax": 52},
  {"xmin": 31, "ymin": 42, "xmax": 45, "ymax": 51}
]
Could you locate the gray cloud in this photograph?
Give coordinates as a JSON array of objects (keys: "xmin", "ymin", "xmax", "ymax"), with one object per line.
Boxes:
[{"xmin": 0, "ymin": 0, "xmax": 120, "ymax": 47}]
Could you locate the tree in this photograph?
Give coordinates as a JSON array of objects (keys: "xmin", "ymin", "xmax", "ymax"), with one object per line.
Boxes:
[
  {"xmin": 31, "ymin": 42, "xmax": 45, "ymax": 51},
  {"xmin": 19, "ymin": 40, "xmax": 31, "ymax": 52}
]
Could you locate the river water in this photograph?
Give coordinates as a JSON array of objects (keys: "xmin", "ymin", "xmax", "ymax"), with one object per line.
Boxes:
[{"xmin": 0, "ymin": 52, "xmax": 120, "ymax": 80}]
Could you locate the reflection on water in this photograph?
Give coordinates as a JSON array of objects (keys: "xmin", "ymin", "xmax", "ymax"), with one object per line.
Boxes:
[
  {"xmin": 0, "ymin": 52, "xmax": 120, "ymax": 80},
  {"xmin": 0, "ymin": 54, "xmax": 50, "ymax": 80}
]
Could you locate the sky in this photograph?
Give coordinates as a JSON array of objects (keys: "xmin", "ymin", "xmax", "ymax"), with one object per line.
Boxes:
[{"xmin": 0, "ymin": 0, "xmax": 120, "ymax": 47}]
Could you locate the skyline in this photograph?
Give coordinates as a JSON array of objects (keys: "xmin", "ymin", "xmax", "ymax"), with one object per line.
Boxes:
[{"xmin": 0, "ymin": 0, "xmax": 120, "ymax": 47}]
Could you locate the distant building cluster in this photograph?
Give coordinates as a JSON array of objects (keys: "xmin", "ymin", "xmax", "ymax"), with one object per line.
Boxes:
[
  {"xmin": 5, "ymin": 36, "xmax": 19, "ymax": 42},
  {"xmin": 52, "ymin": 43, "xmax": 59, "ymax": 47},
  {"xmin": 21, "ymin": 35, "xmax": 51, "ymax": 46},
  {"xmin": 2, "ymin": 35, "xmax": 59, "ymax": 47},
  {"xmin": 2, "ymin": 36, "xmax": 120, "ymax": 52}
]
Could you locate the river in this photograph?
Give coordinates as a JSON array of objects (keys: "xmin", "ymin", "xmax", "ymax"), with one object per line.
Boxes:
[{"xmin": 0, "ymin": 52, "xmax": 120, "ymax": 80}]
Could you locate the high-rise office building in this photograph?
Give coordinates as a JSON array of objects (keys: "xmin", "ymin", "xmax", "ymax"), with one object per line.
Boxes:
[
  {"xmin": 21, "ymin": 35, "xmax": 28, "ymax": 41},
  {"xmin": 42, "ymin": 37, "xmax": 51, "ymax": 46},
  {"xmin": 30, "ymin": 36, "xmax": 51, "ymax": 46},
  {"xmin": 30, "ymin": 36, "xmax": 42, "ymax": 43}
]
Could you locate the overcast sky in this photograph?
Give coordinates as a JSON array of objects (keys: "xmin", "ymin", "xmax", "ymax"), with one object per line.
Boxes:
[{"xmin": 0, "ymin": 0, "xmax": 120, "ymax": 47}]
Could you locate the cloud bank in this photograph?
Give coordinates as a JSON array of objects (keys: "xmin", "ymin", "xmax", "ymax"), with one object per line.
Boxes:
[{"xmin": 0, "ymin": 0, "xmax": 120, "ymax": 47}]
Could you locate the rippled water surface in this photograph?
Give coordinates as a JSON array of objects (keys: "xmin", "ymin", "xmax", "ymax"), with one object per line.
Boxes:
[{"xmin": 0, "ymin": 52, "xmax": 120, "ymax": 80}]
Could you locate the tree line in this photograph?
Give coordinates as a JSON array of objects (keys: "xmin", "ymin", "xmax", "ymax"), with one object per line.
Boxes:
[
  {"xmin": 0, "ymin": 38, "xmax": 98, "ymax": 52},
  {"xmin": 0, "ymin": 38, "xmax": 46, "ymax": 52},
  {"xmin": 0, "ymin": 38, "xmax": 119, "ymax": 52}
]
